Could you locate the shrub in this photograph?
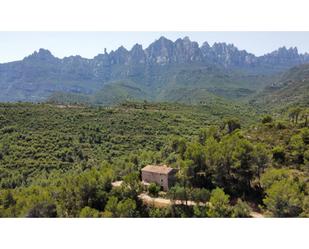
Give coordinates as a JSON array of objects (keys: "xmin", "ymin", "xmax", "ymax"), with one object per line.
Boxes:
[
  {"xmin": 79, "ymin": 206, "xmax": 100, "ymax": 218},
  {"xmin": 27, "ymin": 202, "xmax": 57, "ymax": 218},
  {"xmin": 304, "ymin": 150, "xmax": 309, "ymax": 165},
  {"xmin": 232, "ymin": 199, "xmax": 251, "ymax": 218},
  {"xmin": 300, "ymin": 128, "xmax": 309, "ymax": 144},
  {"xmin": 148, "ymin": 183, "xmax": 161, "ymax": 197},
  {"xmin": 272, "ymin": 146, "xmax": 285, "ymax": 163},
  {"xmin": 260, "ymin": 168, "xmax": 290, "ymax": 190},
  {"xmin": 275, "ymin": 121, "xmax": 287, "ymax": 130},
  {"xmin": 207, "ymin": 188, "xmax": 231, "ymax": 217},
  {"xmin": 263, "ymin": 179, "xmax": 304, "ymax": 217},
  {"xmin": 191, "ymin": 188, "xmax": 210, "ymax": 204},
  {"xmin": 225, "ymin": 118, "xmax": 241, "ymax": 134},
  {"xmin": 261, "ymin": 115, "xmax": 273, "ymax": 124}
]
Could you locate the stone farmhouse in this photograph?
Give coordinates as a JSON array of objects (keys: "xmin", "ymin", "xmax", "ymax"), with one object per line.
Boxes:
[{"xmin": 141, "ymin": 165, "xmax": 177, "ymax": 191}]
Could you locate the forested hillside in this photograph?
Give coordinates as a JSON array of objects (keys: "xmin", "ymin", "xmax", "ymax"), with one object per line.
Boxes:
[
  {"xmin": 0, "ymin": 35, "xmax": 309, "ymax": 218},
  {"xmin": 251, "ymin": 63, "xmax": 309, "ymax": 110},
  {"xmin": 0, "ymin": 103, "xmax": 308, "ymax": 217}
]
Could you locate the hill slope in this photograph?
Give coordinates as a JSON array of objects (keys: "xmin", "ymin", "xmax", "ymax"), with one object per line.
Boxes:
[
  {"xmin": 0, "ymin": 101, "xmax": 256, "ymax": 188},
  {"xmin": 251, "ymin": 64, "xmax": 309, "ymax": 110}
]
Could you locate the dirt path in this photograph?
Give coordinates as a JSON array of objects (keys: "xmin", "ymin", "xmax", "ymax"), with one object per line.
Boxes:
[
  {"xmin": 112, "ymin": 182, "xmax": 264, "ymax": 217},
  {"xmin": 138, "ymin": 193, "xmax": 199, "ymax": 207},
  {"xmin": 138, "ymin": 193, "xmax": 172, "ymax": 208},
  {"xmin": 111, "ymin": 180, "xmax": 123, "ymax": 187},
  {"xmin": 138, "ymin": 193, "xmax": 264, "ymax": 218},
  {"xmin": 249, "ymin": 211, "xmax": 265, "ymax": 218}
]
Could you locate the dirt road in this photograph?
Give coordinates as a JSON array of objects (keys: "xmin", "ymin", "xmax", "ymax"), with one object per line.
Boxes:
[
  {"xmin": 138, "ymin": 193, "xmax": 264, "ymax": 218},
  {"xmin": 112, "ymin": 181, "xmax": 264, "ymax": 217}
]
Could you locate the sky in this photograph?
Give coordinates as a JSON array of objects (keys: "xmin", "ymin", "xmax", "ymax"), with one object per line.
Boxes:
[{"xmin": 1, "ymin": 32, "xmax": 309, "ymax": 63}]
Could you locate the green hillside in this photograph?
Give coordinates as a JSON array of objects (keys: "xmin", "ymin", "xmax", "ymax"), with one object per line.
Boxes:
[
  {"xmin": 0, "ymin": 102, "xmax": 255, "ymax": 187},
  {"xmin": 0, "ymin": 102, "xmax": 308, "ymax": 217},
  {"xmin": 251, "ymin": 64, "xmax": 309, "ymax": 111},
  {"xmin": 47, "ymin": 64, "xmax": 276, "ymax": 106}
]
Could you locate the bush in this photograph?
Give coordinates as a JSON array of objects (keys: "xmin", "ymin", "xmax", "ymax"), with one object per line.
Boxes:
[
  {"xmin": 1, "ymin": 190, "xmax": 16, "ymax": 209},
  {"xmin": 191, "ymin": 188, "xmax": 210, "ymax": 203},
  {"xmin": 148, "ymin": 207, "xmax": 172, "ymax": 217},
  {"xmin": 232, "ymin": 199, "xmax": 251, "ymax": 218},
  {"xmin": 207, "ymin": 188, "xmax": 231, "ymax": 217},
  {"xmin": 148, "ymin": 183, "xmax": 161, "ymax": 197},
  {"xmin": 27, "ymin": 202, "xmax": 57, "ymax": 218},
  {"xmin": 168, "ymin": 185, "xmax": 187, "ymax": 203},
  {"xmin": 225, "ymin": 118, "xmax": 241, "ymax": 134},
  {"xmin": 261, "ymin": 115, "xmax": 273, "ymax": 124},
  {"xmin": 272, "ymin": 146, "xmax": 285, "ymax": 163},
  {"xmin": 300, "ymin": 128, "xmax": 309, "ymax": 144},
  {"xmin": 193, "ymin": 205, "xmax": 207, "ymax": 217},
  {"xmin": 301, "ymin": 196, "xmax": 309, "ymax": 217},
  {"xmin": 260, "ymin": 168, "xmax": 290, "ymax": 190},
  {"xmin": 289, "ymin": 134, "xmax": 305, "ymax": 164},
  {"xmin": 275, "ymin": 121, "xmax": 287, "ymax": 130},
  {"xmin": 304, "ymin": 150, "xmax": 309, "ymax": 165},
  {"xmin": 79, "ymin": 206, "xmax": 100, "ymax": 218},
  {"xmin": 263, "ymin": 179, "xmax": 304, "ymax": 217}
]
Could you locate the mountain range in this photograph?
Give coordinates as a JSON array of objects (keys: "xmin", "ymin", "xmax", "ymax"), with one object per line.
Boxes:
[{"xmin": 1, "ymin": 36, "xmax": 309, "ymax": 106}]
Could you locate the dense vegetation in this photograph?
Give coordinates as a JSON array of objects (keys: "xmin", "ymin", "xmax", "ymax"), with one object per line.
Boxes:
[
  {"xmin": 1, "ymin": 36, "xmax": 309, "ymax": 218},
  {"xmin": 250, "ymin": 64, "xmax": 309, "ymax": 111},
  {"xmin": 0, "ymin": 102, "xmax": 308, "ymax": 217}
]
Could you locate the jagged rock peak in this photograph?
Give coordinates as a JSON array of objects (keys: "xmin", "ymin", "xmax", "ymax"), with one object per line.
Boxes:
[
  {"xmin": 25, "ymin": 48, "xmax": 55, "ymax": 60},
  {"xmin": 145, "ymin": 36, "xmax": 174, "ymax": 65},
  {"xmin": 176, "ymin": 36, "xmax": 193, "ymax": 45},
  {"xmin": 212, "ymin": 42, "xmax": 238, "ymax": 51},
  {"xmin": 201, "ymin": 41, "xmax": 211, "ymax": 48},
  {"xmin": 157, "ymin": 36, "xmax": 172, "ymax": 42},
  {"xmin": 37, "ymin": 48, "xmax": 53, "ymax": 56},
  {"xmin": 147, "ymin": 36, "xmax": 174, "ymax": 49},
  {"xmin": 131, "ymin": 43, "xmax": 143, "ymax": 51},
  {"xmin": 129, "ymin": 43, "xmax": 146, "ymax": 63},
  {"xmin": 18, "ymin": 36, "xmax": 309, "ymax": 69},
  {"xmin": 115, "ymin": 46, "xmax": 129, "ymax": 53},
  {"xmin": 266, "ymin": 46, "xmax": 299, "ymax": 56}
]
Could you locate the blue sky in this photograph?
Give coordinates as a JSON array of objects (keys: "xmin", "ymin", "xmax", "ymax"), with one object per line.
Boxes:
[{"xmin": 1, "ymin": 32, "xmax": 309, "ymax": 63}]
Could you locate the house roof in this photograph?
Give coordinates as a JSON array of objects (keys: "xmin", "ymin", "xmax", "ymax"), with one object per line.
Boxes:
[{"xmin": 141, "ymin": 165, "xmax": 175, "ymax": 175}]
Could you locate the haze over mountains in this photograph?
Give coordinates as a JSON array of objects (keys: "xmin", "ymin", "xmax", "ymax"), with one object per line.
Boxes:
[{"xmin": 0, "ymin": 36, "xmax": 309, "ymax": 106}]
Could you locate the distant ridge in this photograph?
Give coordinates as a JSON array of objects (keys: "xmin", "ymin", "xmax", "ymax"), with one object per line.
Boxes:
[
  {"xmin": 0, "ymin": 36, "xmax": 309, "ymax": 103},
  {"xmin": 16, "ymin": 37, "xmax": 309, "ymax": 69}
]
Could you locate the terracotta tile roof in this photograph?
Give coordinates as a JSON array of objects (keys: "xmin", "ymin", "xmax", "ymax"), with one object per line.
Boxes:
[{"xmin": 141, "ymin": 165, "xmax": 175, "ymax": 175}]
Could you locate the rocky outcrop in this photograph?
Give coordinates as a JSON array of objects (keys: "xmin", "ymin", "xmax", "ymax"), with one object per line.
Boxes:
[
  {"xmin": 13, "ymin": 36, "xmax": 309, "ymax": 71},
  {"xmin": 1, "ymin": 35, "xmax": 309, "ymax": 102}
]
